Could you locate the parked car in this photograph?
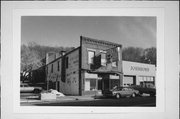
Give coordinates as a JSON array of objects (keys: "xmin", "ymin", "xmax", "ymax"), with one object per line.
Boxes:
[
  {"xmin": 130, "ymin": 84, "xmax": 156, "ymax": 97},
  {"xmin": 103, "ymin": 87, "xmax": 140, "ymax": 99},
  {"xmin": 20, "ymin": 83, "xmax": 42, "ymax": 93}
]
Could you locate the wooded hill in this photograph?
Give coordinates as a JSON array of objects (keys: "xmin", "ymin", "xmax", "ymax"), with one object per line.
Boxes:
[{"xmin": 21, "ymin": 42, "xmax": 156, "ymax": 81}]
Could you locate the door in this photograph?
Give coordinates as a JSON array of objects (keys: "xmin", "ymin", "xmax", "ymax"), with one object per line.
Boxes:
[
  {"xmin": 123, "ymin": 76, "xmax": 134, "ymax": 86},
  {"xmin": 101, "ymin": 74, "xmax": 110, "ymax": 93},
  {"xmin": 97, "ymin": 80, "xmax": 102, "ymax": 90},
  {"xmin": 104, "ymin": 79, "xmax": 109, "ymax": 90}
]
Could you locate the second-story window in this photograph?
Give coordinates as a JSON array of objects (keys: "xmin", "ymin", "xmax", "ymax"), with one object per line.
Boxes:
[
  {"xmin": 101, "ymin": 53, "xmax": 107, "ymax": 66},
  {"xmin": 57, "ymin": 61, "xmax": 60, "ymax": 71},
  {"xmin": 51, "ymin": 64, "xmax": 53, "ymax": 73},
  {"xmin": 66, "ymin": 57, "xmax": 68, "ymax": 69},
  {"xmin": 46, "ymin": 67, "xmax": 48, "ymax": 74},
  {"xmin": 88, "ymin": 50, "xmax": 95, "ymax": 64},
  {"xmin": 112, "ymin": 61, "xmax": 117, "ymax": 67}
]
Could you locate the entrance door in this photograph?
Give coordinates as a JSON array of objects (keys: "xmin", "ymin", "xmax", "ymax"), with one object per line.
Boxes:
[
  {"xmin": 97, "ymin": 80, "xmax": 102, "ymax": 90},
  {"xmin": 100, "ymin": 74, "xmax": 110, "ymax": 92},
  {"xmin": 103, "ymin": 79, "xmax": 109, "ymax": 90}
]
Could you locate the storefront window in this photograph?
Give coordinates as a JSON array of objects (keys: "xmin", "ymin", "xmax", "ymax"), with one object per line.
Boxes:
[
  {"xmin": 147, "ymin": 77, "xmax": 150, "ymax": 81},
  {"xmin": 139, "ymin": 76, "xmax": 155, "ymax": 87},
  {"xmin": 85, "ymin": 79, "xmax": 97, "ymax": 91},
  {"xmin": 150, "ymin": 77, "xmax": 154, "ymax": 81}
]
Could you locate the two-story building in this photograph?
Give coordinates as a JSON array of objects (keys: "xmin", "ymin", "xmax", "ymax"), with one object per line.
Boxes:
[
  {"xmin": 46, "ymin": 36, "xmax": 123, "ymax": 95},
  {"xmin": 45, "ymin": 36, "xmax": 156, "ymax": 96}
]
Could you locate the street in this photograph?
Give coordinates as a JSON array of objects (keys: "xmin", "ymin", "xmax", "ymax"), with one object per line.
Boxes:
[{"xmin": 21, "ymin": 93, "xmax": 156, "ymax": 106}]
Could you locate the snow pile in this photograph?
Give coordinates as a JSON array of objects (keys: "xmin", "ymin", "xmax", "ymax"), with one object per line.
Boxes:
[{"xmin": 49, "ymin": 89, "xmax": 65, "ymax": 97}]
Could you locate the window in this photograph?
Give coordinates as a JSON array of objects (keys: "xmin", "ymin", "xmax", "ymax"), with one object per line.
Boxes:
[
  {"xmin": 51, "ymin": 64, "xmax": 53, "ymax": 73},
  {"xmin": 57, "ymin": 61, "xmax": 60, "ymax": 71},
  {"xmin": 46, "ymin": 67, "xmax": 48, "ymax": 73},
  {"xmin": 101, "ymin": 53, "xmax": 106, "ymax": 66},
  {"xmin": 66, "ymin": 57, "xmax": 68, "ymax": 69},
  {"xmin": 24, "ymin": 85, "xmax": 28, "ymax": 87},
  {"xmin": 112, "ymin": 61, "xmax": 117, "ymax": 67},
  {"xmin": 122, "ymin": 88, "xmax": 128, "ymax": 91},
  {"xmin": 106, "ymin": 54, "xmax": 112, "ymax": 63},
  {"xmin": 85, "ymin": 79, "xmax": 97, "ymax": 91},
  {"xmin": 88, "ymin": 51, "xmax": 95, "ymax": 64}
]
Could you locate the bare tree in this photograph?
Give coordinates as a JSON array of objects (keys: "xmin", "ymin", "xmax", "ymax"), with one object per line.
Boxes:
[
  {"xmin": 20, "ymin": 42, "xmax": 75, "ymax": 82},
  {"xmin": 21, "ymin": 44, "xmax": 42, "ymax": 82}
]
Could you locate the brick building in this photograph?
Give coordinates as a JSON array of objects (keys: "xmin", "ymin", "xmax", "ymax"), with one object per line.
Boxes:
[
  {"xmin": 46, "ymin": 36, "xmax": 123, "ymax": 95},
  {"xmin": 45, "ymin": 36, "xmax": 156, "ymax": 96}
]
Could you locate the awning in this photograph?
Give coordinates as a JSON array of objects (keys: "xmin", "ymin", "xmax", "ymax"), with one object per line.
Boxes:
[{"xmin": 87, "ymin": 70, "xmax": 123, "ymax": 75}]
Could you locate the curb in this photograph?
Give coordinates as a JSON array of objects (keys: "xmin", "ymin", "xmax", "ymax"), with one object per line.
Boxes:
[
  {"xmin": 21, "ymin": 99, "xmax": 42, "ymax": 103},
  {"xmin": 20, "ymin": 96, "xmax": 102, "ymax": 103}
]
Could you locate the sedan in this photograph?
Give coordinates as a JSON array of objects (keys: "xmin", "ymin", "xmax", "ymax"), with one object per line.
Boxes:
[
  {"xmin": 20, "ymin": 83, "xmax": 42, "ymax": 93},
  {"xmin": 103, "ymin": 87, "xmax": 140, "ymax": 99}
]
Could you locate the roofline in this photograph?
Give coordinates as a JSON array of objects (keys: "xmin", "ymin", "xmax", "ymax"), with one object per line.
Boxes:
[
  {"xmin": 46, "ymin": 47, "xmax": 80, "ymax": 66},
  {"xmin": 80, "ymin": 36, "xmax": 122, "ymax": 48},
  {"xmin": 82, "ymin": 68, "xmax": 123, "ymax": 75},
  {"xmin": 122, "ymin": 60, "xmax": 156, "ymax": 66}
]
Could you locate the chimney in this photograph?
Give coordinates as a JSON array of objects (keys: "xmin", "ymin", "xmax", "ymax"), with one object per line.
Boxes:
[
  {"xmin": 46, "ymin": 52, "xmax": 56, "ymax": 65},
  {"xmin": 61, "ymin": 50, "xmax": 66, "ymax": 56}
]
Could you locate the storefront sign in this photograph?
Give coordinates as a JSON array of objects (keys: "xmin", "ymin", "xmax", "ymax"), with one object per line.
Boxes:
[
  {"xmin": 130, "ymin": 66, "xmax": 149, "ymax": 72},
  {"xmin": 85, "ymin": 72, "xmax": 98, "ymax": 79},
  {"xmin": 123, "ymin": 61, "xmax": 156, "ymax": 76},
  {"xmin": 110, "ymin": 75, "xmax": 119, "ymax": 79}
]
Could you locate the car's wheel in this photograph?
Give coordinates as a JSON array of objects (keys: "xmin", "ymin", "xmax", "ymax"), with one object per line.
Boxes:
[
  {"xmin": 34, "ymin": 89, "xmax": 40, "ymax": 94},
  {"xmin": 116, "ymin": 93, "xmax": 121, "ymax": 99},
  {"xmin": 139, "ymin": 92, "xmax": 143, "ymax": 97},
  {"xmin": 131, "ymin": 93, "xmax": 136, "ymax": 98}
]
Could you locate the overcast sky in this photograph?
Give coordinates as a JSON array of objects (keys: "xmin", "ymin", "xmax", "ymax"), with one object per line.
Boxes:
[{"xmin": 21, "ymin": 16, "xmax": 156, "ymax": 49}]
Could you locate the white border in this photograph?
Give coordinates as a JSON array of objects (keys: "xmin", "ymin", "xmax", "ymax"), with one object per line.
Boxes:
[
  {"xmin": 13, "ymin": 8, "xmax": 164, "ymax": 113},
  {"xmin": 2, "ymin": 1, "xmax": 179, "ymax": 119}
]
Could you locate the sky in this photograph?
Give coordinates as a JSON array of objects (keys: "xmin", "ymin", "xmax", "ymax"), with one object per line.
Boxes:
[{"xmin": 21, "ymin": 16, "xmax": 156, "ymax": 49}]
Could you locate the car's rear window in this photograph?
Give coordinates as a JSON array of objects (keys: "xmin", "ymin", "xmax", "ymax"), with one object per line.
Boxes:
[
  {"xmin": 21, "ymin": 84, "xmax": 29, "ymax": 87},
  {"xmin": 24, "ymin": 85, "xmax": 28, "ymax": 87},
  {"xmin": 115, "ymin": 87, "xmax": 123, "ymax": 90}
]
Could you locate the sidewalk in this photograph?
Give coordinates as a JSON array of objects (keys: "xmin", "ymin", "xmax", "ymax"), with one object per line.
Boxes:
[
  {"xmin": 60, "ymin": 95, "xmax": 104, "ymax": 100},
  {"xmin": 21, "ymin": 94, "xmax": 104, "ymax": 103}
]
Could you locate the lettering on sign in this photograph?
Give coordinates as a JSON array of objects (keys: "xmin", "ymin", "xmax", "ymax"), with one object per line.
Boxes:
[{"xmin": 130, "ymin": 66, "xmax": 149, "ymax": 72}]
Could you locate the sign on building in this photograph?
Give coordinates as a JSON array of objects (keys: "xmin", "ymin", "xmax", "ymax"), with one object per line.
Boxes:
[{"xmin": 106, "ymin": 47, "xmax": 120, "ymax": 63}]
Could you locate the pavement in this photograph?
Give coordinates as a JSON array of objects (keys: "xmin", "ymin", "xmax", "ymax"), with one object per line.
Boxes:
[
  {"xmin": 21, "ymin": 94, "xmax": 103, "ymax": 103},
  {"xmin": 21, "ymin": 95, "xmax": 156, "ymax": 106},
  {"xmin": 20, "ymin": 93, "xmax": 152, "ymax": 105}
]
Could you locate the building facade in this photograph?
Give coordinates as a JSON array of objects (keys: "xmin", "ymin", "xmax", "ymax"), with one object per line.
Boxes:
[
  {"xmin": 46, "ymin": 48, "xmax": 80, "ymax": 95},
  {"xmin": 122, "ymin": 61, "xmax": 156, "ymax": 87},
  {"xmin": 46, "ymin": 36, "xmax": 123, "ymax": 95},
  {"xmin": 46, "ymin": 36, "xmax": 156, "ymax": 96}
]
